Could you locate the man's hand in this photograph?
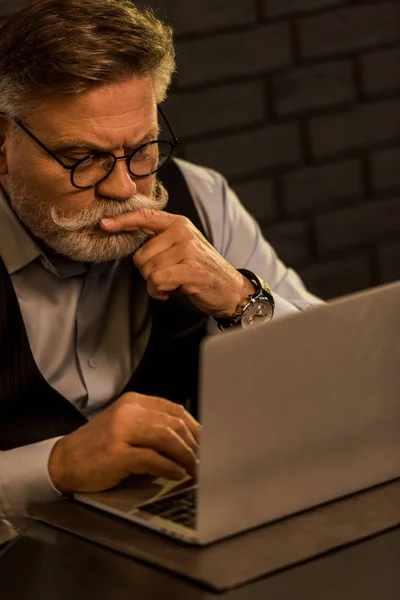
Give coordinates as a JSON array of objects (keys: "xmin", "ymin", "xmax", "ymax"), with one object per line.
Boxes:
[
  {"xmin": 48, "ymin": 392, "xmax": 200, "ymax": 494},
  {"xmin": 100, "ymin": 209, "xmax": 255, "ymax": 318}
]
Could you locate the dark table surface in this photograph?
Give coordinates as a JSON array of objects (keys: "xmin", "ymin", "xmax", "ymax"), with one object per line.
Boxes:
[{"xmin": 0, "ymin": 521, "xmax": 400, "ymax": 599}]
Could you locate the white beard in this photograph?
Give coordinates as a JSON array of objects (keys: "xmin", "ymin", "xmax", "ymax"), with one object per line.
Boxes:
[{"xmin": 7, "ymin": 176, "xmax": 168, "ymax": 263}]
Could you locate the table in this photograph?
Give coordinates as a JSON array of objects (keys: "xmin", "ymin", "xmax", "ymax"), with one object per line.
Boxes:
[{"xmin": 0, "ymin": 521, "xmax": 399, "ymax": 599}]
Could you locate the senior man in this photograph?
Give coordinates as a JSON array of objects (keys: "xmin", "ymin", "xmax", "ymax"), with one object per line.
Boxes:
[{"xmin": 0, "ymin": 0, "xmax": 321, "ymax": 540}]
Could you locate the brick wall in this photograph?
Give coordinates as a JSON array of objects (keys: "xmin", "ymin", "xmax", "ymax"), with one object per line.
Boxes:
[{"xmin": 1, "ymin": 0, "xmax": 399, "ymax": 299}]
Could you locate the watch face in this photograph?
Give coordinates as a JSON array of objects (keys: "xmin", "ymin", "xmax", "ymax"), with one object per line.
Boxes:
[{"xmin": 242, "ymin": 297, "xmax": 274, "ymax": 329}]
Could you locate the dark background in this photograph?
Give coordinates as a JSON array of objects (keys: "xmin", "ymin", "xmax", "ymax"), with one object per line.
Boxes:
[{"xmin": 1, "ymin": 0, "xmax": 399, "ymax": 299}]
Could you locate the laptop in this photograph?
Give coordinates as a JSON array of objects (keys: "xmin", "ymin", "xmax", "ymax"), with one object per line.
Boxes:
[{"xmin": 74, "ymin": 281, "xmax": 400, "ymax": 545}]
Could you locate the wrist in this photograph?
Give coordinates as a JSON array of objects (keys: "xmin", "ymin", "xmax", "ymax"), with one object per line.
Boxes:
[
  {"xmin": 215, "ymin": 269, "xmax": 275, "ymax": 330},
  {"xmin": 214, "ymin": 273, "xmax": 257, "ymax": 320},
  {"xmin": 235, "ymin": 275, "xmax": 257, "ymax": 317}
]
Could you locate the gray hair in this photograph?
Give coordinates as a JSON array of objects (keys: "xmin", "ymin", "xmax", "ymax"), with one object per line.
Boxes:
[{"xmin": 0, "ymin": 0, "xmax": 176, "ymax": 118}]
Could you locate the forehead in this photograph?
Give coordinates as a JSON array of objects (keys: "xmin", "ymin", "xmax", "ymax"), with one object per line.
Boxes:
[{"xmin": 28, "ymin": 76, "xmax": 158, "ymax": 147}]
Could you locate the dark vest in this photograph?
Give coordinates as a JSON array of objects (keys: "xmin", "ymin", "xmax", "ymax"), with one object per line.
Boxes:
[{"xmin": 0, "ymin": 160, "xmax": 209, "ymax": 451}]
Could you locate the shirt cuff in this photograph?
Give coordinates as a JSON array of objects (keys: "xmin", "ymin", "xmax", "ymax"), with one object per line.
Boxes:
[
  {"xmin": 273, "ymin": 293, "xmax": 306, "ymax": 318},
  {"xmin": 0, "ymin": 437, "xmax": 63, "ymax": 532}
]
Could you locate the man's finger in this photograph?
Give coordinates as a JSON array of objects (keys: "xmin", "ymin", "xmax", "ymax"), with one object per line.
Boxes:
[
  {"xmin": 132, "ymin": 237, "xmax": 176, "ymax": 274},
  {"xmin": 125, "ymin": 447, "xmax": 188, "ymax": 481},
  {"xmin": 146, "ymin": 264, "xmax": 208, "ymax": 300},
  {"xmin": 100, "ymin": 208, "xmax": 179, "ymax": 235},
  {"xmin": 134, "ymin": 410, "xmax": 199, "ymax": 456},
  {"xmin": 128, "ymin": 419, "xmax": 198, "ymax": 477},
  {"xmin": 133, "ymin": 394, "xmax": 201, "ymax": 442}
]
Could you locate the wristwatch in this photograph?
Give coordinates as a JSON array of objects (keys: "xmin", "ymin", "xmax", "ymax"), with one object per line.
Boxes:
[{"xmin": 216, "ymin": 269, "xmax": 275, "ymax": 331}]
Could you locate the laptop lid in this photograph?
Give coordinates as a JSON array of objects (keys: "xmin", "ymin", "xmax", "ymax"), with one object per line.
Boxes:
[{"xmin": 196, "ymin": 282, "xmax": 400, "ymax": 544}]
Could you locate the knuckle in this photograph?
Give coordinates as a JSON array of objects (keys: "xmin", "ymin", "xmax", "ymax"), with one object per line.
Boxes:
[
  {"xmin": 181, "ymin": 226, "xmax": 196, "ymax": 242},
  {"xmin": 157, "ymin": 424, "xmax": 172, "ymax": 444},
  {"xmin": 116, "ymin": 396, "xmax": 147, "ymax": 423},
  {"xmin": 111, "ymin": 407, "xmax": 136, "ymax": 435},
  {"xmin": 149, "ymin": 269, "xmax": 164, "ymax": 288},
  {"xmin": 121, "ymin": 392, "xmax": 143, "ymax": 410},
  {"xmin": 127, "ymin": 403, "xmax": 146, "ymax": 421},
  {"xmin": 139, "ymin": 207, "xmax": 155, "ymax": 221},
  {"xmin": 111, "ymin": 400, "xmax": 129, "ymax": 421},
  {"xmin": 175, "ymin": 419, "xmax": 189, "ymax": 439},
  {"xmin": 141, "ymin": 262, "xmax": 152, "ymax": 281},
  {"xmin": 184, "ymin": 282, "xmax": 198, "ymax": 295},
  {"xmin": 171, "ymin": 403, "xmax": 186, "ymax": 419},
  {"xmin": 118, "ymin": 391, "xmax": 140, "ymax": 406},
  {"xmin": 176, "ymin": 214, "xmax": 190, "ymax": 228}
]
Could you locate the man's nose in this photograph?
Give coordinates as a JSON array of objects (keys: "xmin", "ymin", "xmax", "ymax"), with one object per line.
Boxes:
[{"xmin": 95, "ymin": 158, "xmax": 137, "ymax": 201}]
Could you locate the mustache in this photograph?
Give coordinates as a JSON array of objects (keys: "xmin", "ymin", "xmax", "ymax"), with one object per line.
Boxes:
[{"xmin": 49, "ymin": 181, "xmax": 168, "ymax": 232}]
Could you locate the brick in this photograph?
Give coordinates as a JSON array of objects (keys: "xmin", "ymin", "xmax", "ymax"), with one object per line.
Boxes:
[
  {"xmin": 309, "ymin": 98, "xmax": 400, "ymax": 159},
  {"xmin": 378, "ymin": 240, "xmax": 400, "ymax": 283},
  {"xmin": 371, "ymin": 146, "xmax": 400, "ymax": 191},
  {"xmin": 265, "ymin": 0, "xmax": 346, "ymax": 19},
  {"xmin": 165, "ymin": 81, "xmax": 266, "ymax": 140},
  {"xmin": 231, "ymin": 177, "xmax": 276, "ymax": 223},
  {"xmin": 262, "ymin": 221, "xmax": 309, "ymax": 265},
  {"xmin": 298, "ymin": 254, "xmax": 372, "ymax": 300},
  {"xmin": 284, "ymin": 159, "xmax": 363, "ymax": 215},
  {"xmin": 299, "ymin": 3, "xmax": 400, "ymax": 60},
  {"xmin": 176, "ymin": 24, "xmax": 291, "ymax": 87},
  {"xmin": 164, "ymin": 0, "xmax": 257, "ymax": 36},
  {"xmin": 273, "ymin": 60, "xmax": 355, "ymax": 116},
  {"xmin": 185, "ymin": 124, "xmax": 301, "ymax": 179},
  {"xmin": 361, "ymin": 48, "xmax": 400, "ymax": 96},
  {"xmin": 316, "ymin": 197, "xmax": 400, "ymax": 254}
]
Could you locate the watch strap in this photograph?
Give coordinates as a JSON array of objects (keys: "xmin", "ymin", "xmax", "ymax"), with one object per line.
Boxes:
[
  {"xmin": 238, "ymin": 269, "xmax": 275, "ymax": 308},
  {"xmin": 215, "ymin": 269, "xmax": 274, "ymax": 331}
]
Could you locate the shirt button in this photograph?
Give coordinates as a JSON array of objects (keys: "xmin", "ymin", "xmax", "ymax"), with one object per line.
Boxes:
[{"xmin": 88, "ymin": 357, "xmax": 97, "ymax": 369}]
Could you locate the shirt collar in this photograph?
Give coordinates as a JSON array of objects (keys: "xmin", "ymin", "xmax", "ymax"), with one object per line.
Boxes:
[
  {"xmin": 0, "ymin": 184, "xmax": 120, "ymax": 279},
  {"xmin": 0, "ymin": 184, "xmax": 42, "ymax": 274}
]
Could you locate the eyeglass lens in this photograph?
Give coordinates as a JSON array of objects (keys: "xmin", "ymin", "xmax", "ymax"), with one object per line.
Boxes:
[{"xmin": 72, "ymin": 140, "xmax": 173, "ymax": 188}]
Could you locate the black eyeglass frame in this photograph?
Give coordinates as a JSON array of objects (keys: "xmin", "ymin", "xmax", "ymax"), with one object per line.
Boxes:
[{"xmin": 2, "ymin": 106, "xmax": 179, "ymax": 189}]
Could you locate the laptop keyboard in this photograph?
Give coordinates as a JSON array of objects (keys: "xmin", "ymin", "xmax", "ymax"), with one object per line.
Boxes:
[{"xmin": 140, "ymin": 487, "xmax": 197, "ymax": 529}]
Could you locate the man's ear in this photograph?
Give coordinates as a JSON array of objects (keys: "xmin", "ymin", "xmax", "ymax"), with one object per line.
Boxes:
[{"xmin": 0, "ymin": 117, "xmax": 10, "ymax": 176}]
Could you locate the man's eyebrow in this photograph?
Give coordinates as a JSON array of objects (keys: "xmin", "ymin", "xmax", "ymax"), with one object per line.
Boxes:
[{"xmin": 50, "ymin": 129, "xmax": 161, "ymax": 154}]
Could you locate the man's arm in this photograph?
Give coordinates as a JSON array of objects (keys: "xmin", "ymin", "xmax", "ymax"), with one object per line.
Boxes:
[
  {"xmin": 0, "ymin": 392, "xmax": 200, "ymax": 540},
  {"xmin": 99, "ymin": 160, "xmax": 323, "ymax": 328},
  {"xmin": 177, "ymin": 158, "xmax": 323, "ymax": 317},
  {"xmin": 0, "ymin": 439, "xmax": 62, "ymax": 544}
]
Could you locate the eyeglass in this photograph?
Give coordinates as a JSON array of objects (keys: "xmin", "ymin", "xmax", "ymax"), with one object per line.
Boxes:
[{"xmin": 3, "ymin": 106, "xmax": 179, "ymax": 189}]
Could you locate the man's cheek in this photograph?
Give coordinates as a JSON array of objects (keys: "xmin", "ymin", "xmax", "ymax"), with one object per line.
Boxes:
[{"xmin": 138, "ymin": 176, "xmax": 155, "ymax": 198}]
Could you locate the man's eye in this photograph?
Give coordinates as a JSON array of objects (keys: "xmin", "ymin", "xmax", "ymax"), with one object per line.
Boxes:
[
  {"xmin": 65, "ymin": 155, "xmax": 87, "ymax": 162},
  {"xmin": 132, "ymin": 146, "xmax": 156, "ymax": 160}
]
